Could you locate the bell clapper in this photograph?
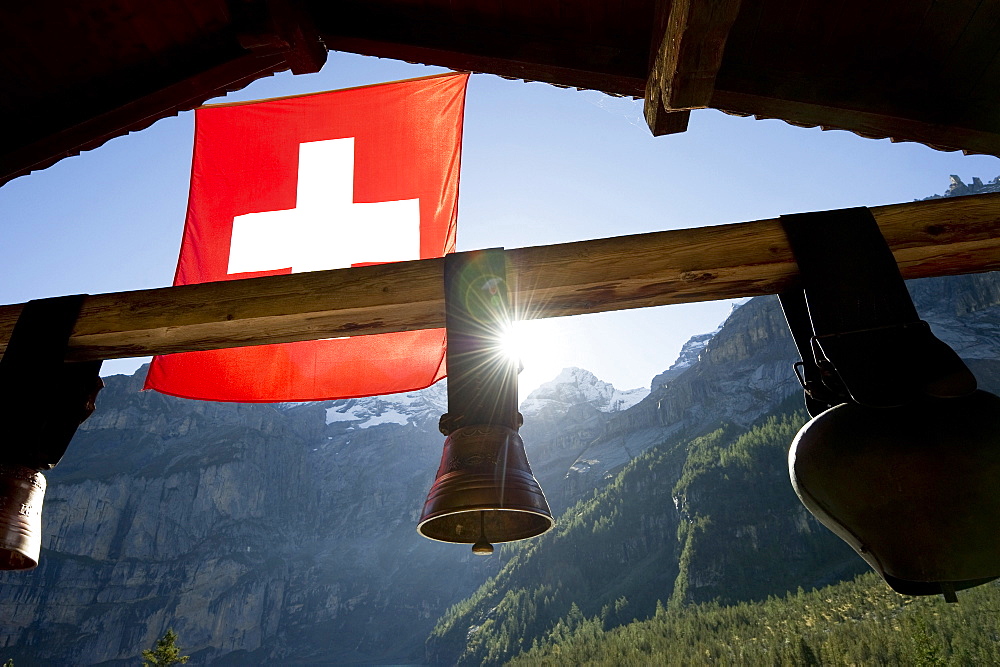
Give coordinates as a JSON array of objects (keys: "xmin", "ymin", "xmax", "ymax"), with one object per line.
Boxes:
[{"xmin": 471, "ymin": 511, "xmax": 494, "ymax": 555}]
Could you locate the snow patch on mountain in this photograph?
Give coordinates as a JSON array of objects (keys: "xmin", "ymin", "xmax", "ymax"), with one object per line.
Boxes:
[
  {"xmin": 669, "ymin": 327, "xmax": 720, "ymax": 373},
  {"xmin": 649, "ymin": 300, "xmax": 749, "ymax": 390},
  {"xmin": 324, "ymin": 381, "xmax": 448, "ymax": 428},
  {"xmin": 519, "ymin": 367, "xmax": 647, "ymax": 417}
]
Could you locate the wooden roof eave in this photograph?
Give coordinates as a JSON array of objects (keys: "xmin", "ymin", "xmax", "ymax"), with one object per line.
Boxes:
[
  {"xmin": 641, "ymin": 0, "xmax": 1000, "ymax": 156},
  {"xmin": 0, "ymin": 1, "xmax": 328, "ymax": 187}
]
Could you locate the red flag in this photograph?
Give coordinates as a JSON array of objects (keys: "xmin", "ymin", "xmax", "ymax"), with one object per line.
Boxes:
[{"xmin": 145, "ymin": 72, "xmax": 468, "ymax": 402}]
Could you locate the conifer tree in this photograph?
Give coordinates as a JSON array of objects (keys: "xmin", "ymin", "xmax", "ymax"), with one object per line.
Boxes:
[{"xmin": 141, "ymin": 629, "xmax": 189, "ymax": 666}]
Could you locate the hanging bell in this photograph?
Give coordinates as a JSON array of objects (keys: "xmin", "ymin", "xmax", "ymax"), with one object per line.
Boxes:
[
  {"xmin": 0, "ymin": 463, "xmax": 46, "ymax": 570},
  {"xmin": 790, "ymin": 390, "xmax": 1000, "ymax": 598},
  {"xmin": 418, "ymin": 425, "xmax": 553, "ymax": 549}
]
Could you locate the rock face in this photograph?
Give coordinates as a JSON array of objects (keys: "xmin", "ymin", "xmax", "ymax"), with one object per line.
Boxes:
[
  {"xmin": 0, "ymin": 364, "xmax": 646, "ymax": 664},
  {"xmin": 926, "ymin": 174, "xmax": 1000, "ymax": 198},
  {"xmin": 0, "ymin": 373, "xmax": 503, "ymax": 664},
  {"xmin": 1, "ymin": 177, "xmax": 998, "ymax": 665},
  {"xmin": 425, "ymin": 271, "xmax": 1000, "ymax": 666}
]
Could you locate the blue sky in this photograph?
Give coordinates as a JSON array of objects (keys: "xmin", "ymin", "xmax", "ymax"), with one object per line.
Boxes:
[{"xmin": 1, "ymin": 52, "xmax": 998, "ymax": 399}]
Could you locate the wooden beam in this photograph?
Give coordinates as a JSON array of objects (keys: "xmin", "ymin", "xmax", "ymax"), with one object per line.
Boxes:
[
  {"xmin": 1, "ymin": 194, "xmax": 998, "ymax": 362},
  {"xmin": 324, "ymin": 36, "xmax": 648, "ymax": 99},
  {"xmin": 711, "ymin": 89, "xmax": 1000, "ymax": 156},
  {"xmin": 643, "ymin": 82, "xmax": 691, "ymax": 136},
  {"xmin": 0, "ymin": 52, "xmax": 291, "ymax": 186},
  {"xmin": 644, "ymin": 0, "xmax": 743, "ymax": 134}
]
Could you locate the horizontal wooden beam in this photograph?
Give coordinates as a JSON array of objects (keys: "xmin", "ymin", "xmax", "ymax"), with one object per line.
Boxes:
[{"xmin": 1, "ymin": 193, "xmax": 998, "ymax": 362}]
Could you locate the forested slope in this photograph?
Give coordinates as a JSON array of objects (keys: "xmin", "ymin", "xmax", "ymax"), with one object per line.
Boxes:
[{"xmin": 509, "ymin": 573, "xmax": 1000, "ymax": 666}]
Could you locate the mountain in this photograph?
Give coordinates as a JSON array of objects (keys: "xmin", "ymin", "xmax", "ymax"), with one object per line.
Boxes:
[
  {"xmin": 0, "ymin": 373, "xmax": 494, "ymax": 665},
  {"xmin": 519, "ymin": 367, "xmax": 647, "ymax": 417},
  {"xmin": 0, "ymin": 361, "xmax": 643, "ymax": 664},
  {"xmin": 425, "ymin": 269, "xmax": 1000, "ymax": 665},
  {"xmin": 2, "ymin": 177, "xmax": 999, "ymax": 665}
]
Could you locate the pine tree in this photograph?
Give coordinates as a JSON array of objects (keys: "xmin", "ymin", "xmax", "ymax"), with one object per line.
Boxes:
[{"xmin": 141, "ymin": 629, "xmax": 190, "ymax": 666}]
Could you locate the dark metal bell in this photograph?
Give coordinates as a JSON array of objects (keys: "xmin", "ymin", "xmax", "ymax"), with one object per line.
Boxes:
[
  {"xmin": 0, "ymin": 463, "xmax": 46, "ymax": 570},
  {"xmin": 790, "ymin": 390, "xmax": 1000, "ymax": 597},
  {"xmin": 418, "ymin": 425, "xmax": 553, "ymax": 548}
]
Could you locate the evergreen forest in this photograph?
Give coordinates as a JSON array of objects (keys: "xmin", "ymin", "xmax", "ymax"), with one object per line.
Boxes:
[
  {"xmin": 428, "ymin": 393, "xmax": 1000, "ymax": 665},
  {"xmin": 508, "ymin": 573, "xmax": 1000, "ymax": 666}
]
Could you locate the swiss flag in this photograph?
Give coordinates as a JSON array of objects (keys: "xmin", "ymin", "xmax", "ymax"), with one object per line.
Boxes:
[{"xmin": 145, "ymin": 72, "xmax": 469, "ymax": 402}]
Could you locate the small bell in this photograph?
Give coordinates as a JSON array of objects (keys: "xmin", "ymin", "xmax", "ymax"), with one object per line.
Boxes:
[
  {"xmin": 0, "ymin": 463, "xmax": 46, "ymax": 570},
  {"xmin": 418, "ymin": 425, "xmax": 553, "ymax": 551}
]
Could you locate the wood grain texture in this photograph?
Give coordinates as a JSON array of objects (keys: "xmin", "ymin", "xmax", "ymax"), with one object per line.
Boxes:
[
  {"xmin": 1, "ymin": 193, "xmax": 998, "ymax": 362},
  {"xmin": 645, "ymin": 0, "xmax": 743, "ymax": 114}
]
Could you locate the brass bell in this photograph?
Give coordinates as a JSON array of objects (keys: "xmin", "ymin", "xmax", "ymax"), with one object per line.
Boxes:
[
  {"xmin": 790, "ymin": 390, "xmax": 1000, "ymax": 599},
  {"xmin": 418, "ymin": 424, "xmax": 553, "ymax": 552},
  {"xmin": 0, "ymin": 463, "xmax": 46, "ymax": 570}
]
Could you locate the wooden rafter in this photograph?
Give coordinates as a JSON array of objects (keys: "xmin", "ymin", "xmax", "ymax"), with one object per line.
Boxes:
[
  {"xmin": 710, "ymin": 89, "xmax": 1000, "ymax": 156},
  {"xmin": 0, "ymin": 193, "xmax": 998, "ymax": 362},
  {"xmin": 644, "ymin": 0, "xmax": 742, "ymax": 135}
]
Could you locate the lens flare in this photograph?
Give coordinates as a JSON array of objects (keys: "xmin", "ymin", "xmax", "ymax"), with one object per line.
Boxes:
[{"xmin": 496, "ymin": 321, "xmax": 525, "ymax": 364}]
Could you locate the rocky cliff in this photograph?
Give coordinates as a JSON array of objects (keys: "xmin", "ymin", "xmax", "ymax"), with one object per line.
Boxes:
[
  {"xmin": 1, "ymin": 177, "xmax": 998, "ymax": 665},
  {"xmin": 426, "ymin": 268, "xmax": 1000, "ymax": 665},
  {"xmin": 0, "ymin": 358, "xmax": 652, "ymax": 663},
  {"xmin": 0, "ymin": 374, "xmax": 506, "ymax": 664}
]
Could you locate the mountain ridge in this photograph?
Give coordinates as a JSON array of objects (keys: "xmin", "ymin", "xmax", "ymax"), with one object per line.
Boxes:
[{"xmin": 0, "ymin": 177, "xmax": 997, "ymax": 664}]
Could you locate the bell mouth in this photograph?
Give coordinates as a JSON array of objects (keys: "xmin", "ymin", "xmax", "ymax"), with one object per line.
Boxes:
[
  {"xmin": 418, "ymin": 425, "xmax": 554, "ymax": 546},
  {"xmin": 418, "ymin": 508, "xmax": 553, "ymax": 545},
  {"xmin": 882, "ymin": 573, "xmax": 999, "ymax": 600},
  {"xmin": 790, "ymin": 392, "xmax": 1000, "ymax": 590}
]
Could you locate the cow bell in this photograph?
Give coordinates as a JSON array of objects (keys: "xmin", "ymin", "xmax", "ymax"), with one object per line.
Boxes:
[
  {"xmin": 790, "ymin": 390, "xmax": 1000, "ymax": 598},
  {"xmin": 418, "ymin": 425, "xmax": 553, "ymax": 552},
  {"xmin": 0, "ymin": 463, "xmax": 46, "ymax": 570}
]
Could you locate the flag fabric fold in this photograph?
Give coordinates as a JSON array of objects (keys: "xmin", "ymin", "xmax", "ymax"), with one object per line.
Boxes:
[{"xmin": 145, "ymin": 72, "xmax": 468, "ymax": 402}]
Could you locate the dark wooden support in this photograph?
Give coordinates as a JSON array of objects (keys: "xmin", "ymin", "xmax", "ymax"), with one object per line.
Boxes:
[
  {"xmin": 711, "ymin": 89, "xmax": 1000, "ymax": 156},
  {"xmin": 441, "ymin": 250, "xmax": 519, "ymax": 432},
  {"xmin": 644, "ymin": 0, "xmax": 743, "ymax": 135},
  {"xmin": 0, "ymin": 6, "xmax": 326, "ymax": 186},
  {"xmin": 0, "ymin": 193, "xmax": 997, "ymax": 362},
  {"xmin": 231, "ymin": 0, "xmax": 328, "ymax": 75},
  {"xmin": 0, "ymin": 296, "xmax": 103, "ymax": 470},
  {"xmin": 643, "ymin": 84, "xmax": 691, "ymax": 136}
]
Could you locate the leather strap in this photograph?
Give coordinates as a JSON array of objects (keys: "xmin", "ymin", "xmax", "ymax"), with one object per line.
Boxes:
[
  {"xmin": 779, "ymin": 207, "xmax": 975, "ymax": 410},
  {"xmin": 0, "ymin": 295, "xmax": 103, "ymax": 470},
  {"xmin": 439, "ymin": 249, "xmax": 520, "ymax": 434}
]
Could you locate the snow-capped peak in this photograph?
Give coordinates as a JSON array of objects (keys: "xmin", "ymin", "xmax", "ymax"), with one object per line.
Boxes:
[
  {"xmin": 324, "ymin": 381, "xmax": 447, "ymax": 428},
  {"xmin": 519, "ymin": 367, "xmax": 647, "ymax": 417}
]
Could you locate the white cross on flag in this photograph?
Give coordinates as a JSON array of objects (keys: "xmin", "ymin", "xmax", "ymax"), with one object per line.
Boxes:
[{"xmin": 145, "ymin": 73, "xmax": 469, "ymax": 401}]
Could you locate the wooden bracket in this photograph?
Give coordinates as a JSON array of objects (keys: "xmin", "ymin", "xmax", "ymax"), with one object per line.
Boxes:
[
  {"xmin": 231, "ymin": 0, "xmax": 327, "ymax": 75},
  {"xmin": 644, "ymin": 0, "xmax": 743, "ymax": 135},
  {"xmin": 0, "ymin": 296, "xmax": 102, "ymax": 470}
]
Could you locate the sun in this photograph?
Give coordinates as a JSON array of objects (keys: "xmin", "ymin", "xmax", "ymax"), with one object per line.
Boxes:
[
  {"xmin": 496, "ymin": 320, "xmax": 526, "ymax": 364},
  {"xmin": 491, "ymin": 319, "xmax": 568, "ymax": 401}
]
